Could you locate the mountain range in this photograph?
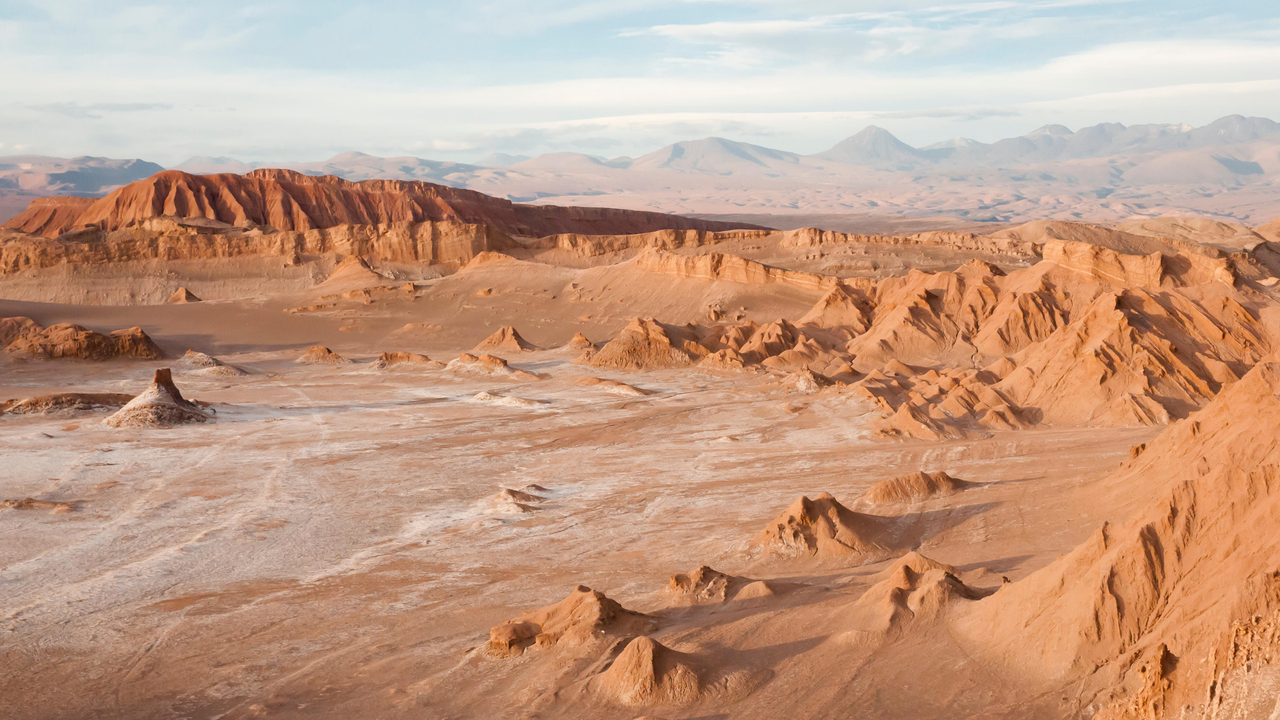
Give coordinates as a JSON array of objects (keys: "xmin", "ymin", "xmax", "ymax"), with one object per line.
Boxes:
[{"xmin": 3, "ymin": 115, "xmax": 1279, "ymax": 225}]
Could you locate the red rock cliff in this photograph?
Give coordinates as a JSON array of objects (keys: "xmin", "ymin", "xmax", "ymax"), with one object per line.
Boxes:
[{"xmin": 3, "ymin": 169, "xmax": 765, "ymax": 239}]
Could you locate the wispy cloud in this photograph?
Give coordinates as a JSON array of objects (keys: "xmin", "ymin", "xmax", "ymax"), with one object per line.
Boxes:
[{"xmin": 29, "ymin": 102, "xmax": 173, "ymax": 120}]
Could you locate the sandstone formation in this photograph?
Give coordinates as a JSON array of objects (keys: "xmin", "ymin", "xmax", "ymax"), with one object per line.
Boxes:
[
  {"xmin": 1, "ymin": 318, "xmax": 164, "ymax": 360},
  {"xmin": 473, "ymin": 326, "xmax": 536, "ymax": 353},
  {"xmin": 591, "ymin": 636, "xmax": 769, "ymax": 708},
  {"xmin": 663, "ymin": 566, "xmax": 771, "ymax": 605},
  {"xmin": 295, "ymin": 345, "xmax": 350, "ymax": 365},
  {"xmin": 166, "ymin": 287, "xmax": 200, "ymax": 303},
  {"xmin": 446, "ymin": 353, "xmax": 538, "ymax": 380},
  {"xmin": 633, "ymin": 247, "xmax": 836, "ymax": 292},
  {"xmin": 850, "ymin": 552, "xmax": 986, "ymax": 632},
  {"xmin": 570, "ymin": 234, "xmax": 1275, "ymax": 436},
  {"xmin": 104, "ymin": 369, "xmax": 210, "ymax": 428},
  {"xmin": 177, "ymin": 350, "xmax": 248, "ymax": 376},
  {"xmin": 488, "ymin": 585, "xmax": 653, "ymax": 658},
  {"xmin": 2, "ymin": 169, "xmax": 761, "ymax": 239},
  {"xmin": 470, "ymin": 391, "xmax": 544, "ymax": 409},
  {"xmin": 576, "ymin": 376, "xmax": 652, "ymax": 397},
  {"xmin": 1, "ymin": 498, "xmax": 74, "ymax": 514},
  {"xmin": 861, "ymin": 471, "xmax": 971, "ymax": 504},
  {"xmin": 566, "ymin": 332, "xmax": 594, "ymax": 350},
  {"xmin": 0, "ymin": 214, "xmax": 517, "ymax": 273},
  {"xmin": 954, "ymin": 357, "xmax": 1280, "ymax": 717},
  {"xmin": 1259, "ymin": 215, "xmax": 1280, "ymax": 243},
  {"xmin": 577, "ymin": 318, "xmax": 709, "ymax": 371},
  {"xmin": 371, "ymin": 351, "xmax": 443, "ymax": 370},
  {"xmin": 754, "ymin": 493, "xmax": 892, "ymax": 562},
  {"xmin": 0, "ymin": 392, "xmax": 133, "ymax": 416}
]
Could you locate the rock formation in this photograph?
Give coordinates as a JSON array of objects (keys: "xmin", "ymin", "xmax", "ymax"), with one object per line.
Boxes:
[
  {"xmin": 577, "ymin": 318, "xmax": 709, "ymax": 371},
  {"xmin": 954, "ymin": 356, "xmax": 1280, "ymax": 717},
  {"xmin": 295, "ymin": 345, "xmax": 351, "ymax": 365},
  {"xmin": 663, "ymin": 566, "xmax": 771, "ymax": 605},
  {"xmin": 754, "ymin": 493, "xmax": 892, "ymax": 562},
  {"xmin": 166, "ymin": 287, "xmax": 201, "ymax": 303},
  {"xmin": 2, "ymin": 318, "xmax": 164, "ymax": 360},
  {"xmin": 447, "ymin": 353, "xmax": 538, "ymax": 380},
  {"xmin": 473, "ymin": 326, "xmax": 536, "ymax": 353},
  {"xmin": 0, "ymin": 392, "xmax": 133, "ymax": 416},
  {"xmin": 104, "ymin": 369, "xmax": 210, "ymax": 428},
  {"xmin": 371, "ymin": 352, "xmax": 443, "ymax": 370},
  {"xmin": 633, "ymin": 247, "xmax": 836, "ymax": 292},
  {"xmin": 861, "ymin": 471, "xmax": 971, "ymax": 504},
  {"xmin": 566, "ymin": 332, "xmax": 594, "ymax": 351},
  {"xmin": 3, "ymin": 168, "xmax": 761, "ymax": 239},
  {"xmin": 576, "ymin": 376, "xmax": 652, "ymax": 396},
  {"xmin": 177, "ymin": 350, "xmax": 248, "ymax": 376},
  {"xmin": 488, "ymin": 585, "xmax": 653, "ymax": 658},
  {"xmin": 851, "ymin": 552, "xmax": 987, "ymax": 632},
  {"xmin": 1, "ymin": 498, "xmax": 74, "ymax": 514}
]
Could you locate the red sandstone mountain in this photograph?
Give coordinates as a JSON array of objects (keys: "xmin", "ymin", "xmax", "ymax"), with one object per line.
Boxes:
[{"xmin": 2, "ymin": 169, "xmax": 764, "ymax": 239}]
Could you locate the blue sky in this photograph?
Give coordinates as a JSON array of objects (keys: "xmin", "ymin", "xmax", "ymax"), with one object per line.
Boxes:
[{"xmin": 1, "ymin": 0, "xmax": 1278, "ymax": 164}]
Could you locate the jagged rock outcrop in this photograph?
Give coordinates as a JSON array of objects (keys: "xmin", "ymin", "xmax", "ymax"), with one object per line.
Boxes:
[
  {"xmin": 488, "ymin": 585, "xmax": 653, "ymax": 658},
  {"xmin": 955, "ymin": 357, "xmax": 1280, "ymax": 717},
  {"xmin": 754, "ymin": 493, "xmax": 893, "ymax": 562},
  {"xmin": 166, "ymin": 287, "xmax": 200, "ymax": 303},
  {"xmin": 104, "ymin": 369, "xmax": 210, "ymax": 428},
  {"xmin": 0, "ymin": 393, "xmax": 133, "ymax": 416},
  {"xmin": 176, "ymin": 350, "xmax": 248, "ymax": 376},
  {"xmin": 577, "ymin": 318, "xmax": 709, "ymax": 370},
  {"xmin": 663, "ymin": 566, "xmax": 772, "ymax": 605},
  {"xmin": 566, "ymin": 332, "xmax": 594, "ymax": 351},
  {"xmin": 371, "ymin": 352, "xmax": 443, "ymax": 370},
  {"xmin": 5, "ymin": 197, "xmax": 95, "ymax": 237},
  {"xmin": 447, "ymin": 352, "xmax": 538, "ymax": 380},
  {"xmin": 473, "ymin": 326, "xmax": 536, "ymax": 353},
  {"xmin": 591, "ymin": 636, "xmax": 770, "ymax": 708},
  {"xmin": 0, "ymin": 216, "xmax": 516, "ymax": 273},
  {"xmin": 295, "ymin": 345, "xmax": 350, "ymax": 365},
  {"xmin": 633, "ymin": 247, "xmax": 836, "ymax": 292},
  {"xmin": 995, "ymin": 289, "xmax": 1267, "ymax": 426},
  {"xmin": 797, "ymin": 283, "xmax": 873, "ymax": 332},
  {"xmin": 850, "ymin": 552, "xmax": 987, "ymax": 633},
  {"xmin": 1258, "ymin": 215, "xmax": 1280, "ymax": 243},
  {"xmin": 850, "ymin": 363, "xmax": 1027, "ymax": 440},
  {"xmin": 861, "ymin": 471, "xmax": 971, "ymax": 504},
  {"xmin": 540, "ymin": 228, "xmax": 770, "ymax": 258},
  {"xmin": 2, "ymin": 318, "xmax": 164, "ymax": 360},
  {"xmin": 781, "ymin": 226, "xmax": 1037, "ymax": 258},
  {"xmin": 3, "ymin": 168, "xmax": 761, "ymax": 239}
]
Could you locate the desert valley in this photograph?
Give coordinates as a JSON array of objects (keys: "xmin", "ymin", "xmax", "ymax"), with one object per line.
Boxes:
[{"xmin": 2, "ymin": 162, "xmax": 1280, "ymax": 719}]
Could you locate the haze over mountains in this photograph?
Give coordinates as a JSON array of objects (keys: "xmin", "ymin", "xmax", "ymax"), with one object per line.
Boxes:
[{"xmin": 4, "ymin": 115, "xmax": 1279, "ymax": 226}]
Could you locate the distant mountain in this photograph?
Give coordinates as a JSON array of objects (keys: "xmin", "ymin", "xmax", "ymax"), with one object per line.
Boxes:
[
  {"xmin": 811, "ymin": 126, "xmax": 924, "ymax": 169},
  {"xmin": 0, "ymin": 155, "xmax": 164, "ymax": 195},
  {"xmin": 627, "ymin": 137, "xmax": 803, "ymax": 175},
  {"xmin": 172, "ymin": 156, "xmax": 257, "ymax": 174},
  {"xmin": 475, "ymin": 153, "xmax": 531, "ymax": 168},
  {"xmin": 272, "ymin": 151, "xmax": 481, "ymax": 185},
  {"xmin": 6, "ymin": 115, "xmax": 1280, "ymax": 227}
]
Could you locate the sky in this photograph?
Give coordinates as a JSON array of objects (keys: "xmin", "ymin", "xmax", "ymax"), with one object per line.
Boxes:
[{"xmin": 1, "ymin": 0, "xmax": 1279, "ymax": 165}]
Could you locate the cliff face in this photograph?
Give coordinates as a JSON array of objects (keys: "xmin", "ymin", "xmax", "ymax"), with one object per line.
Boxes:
[
  {"xmin": 2, "ymin": 169, "xmax": 764, "ymax": 239},
  {"xmin": 0, "ymin": 217, "xmax": 513, "ymax": 273}
]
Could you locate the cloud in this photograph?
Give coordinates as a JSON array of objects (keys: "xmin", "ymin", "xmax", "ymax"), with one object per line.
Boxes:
[
  {"xmin": 29, "ymin": 102, "xmax": 172, "ymax": 120},
  {"xmin": 873, "ymin": 107, "xmax": 1022, "ymax": 120}
]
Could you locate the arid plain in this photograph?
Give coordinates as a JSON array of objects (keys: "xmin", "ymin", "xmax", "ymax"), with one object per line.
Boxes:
[{"xmin": 4, "ymin": 169, "xmax": 1280, "ymax": 720}]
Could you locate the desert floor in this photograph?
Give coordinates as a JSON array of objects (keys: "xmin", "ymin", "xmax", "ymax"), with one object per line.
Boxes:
[{"xmin": 0, "ymin": 297, "xmax": 1159, "ymax": 719}]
